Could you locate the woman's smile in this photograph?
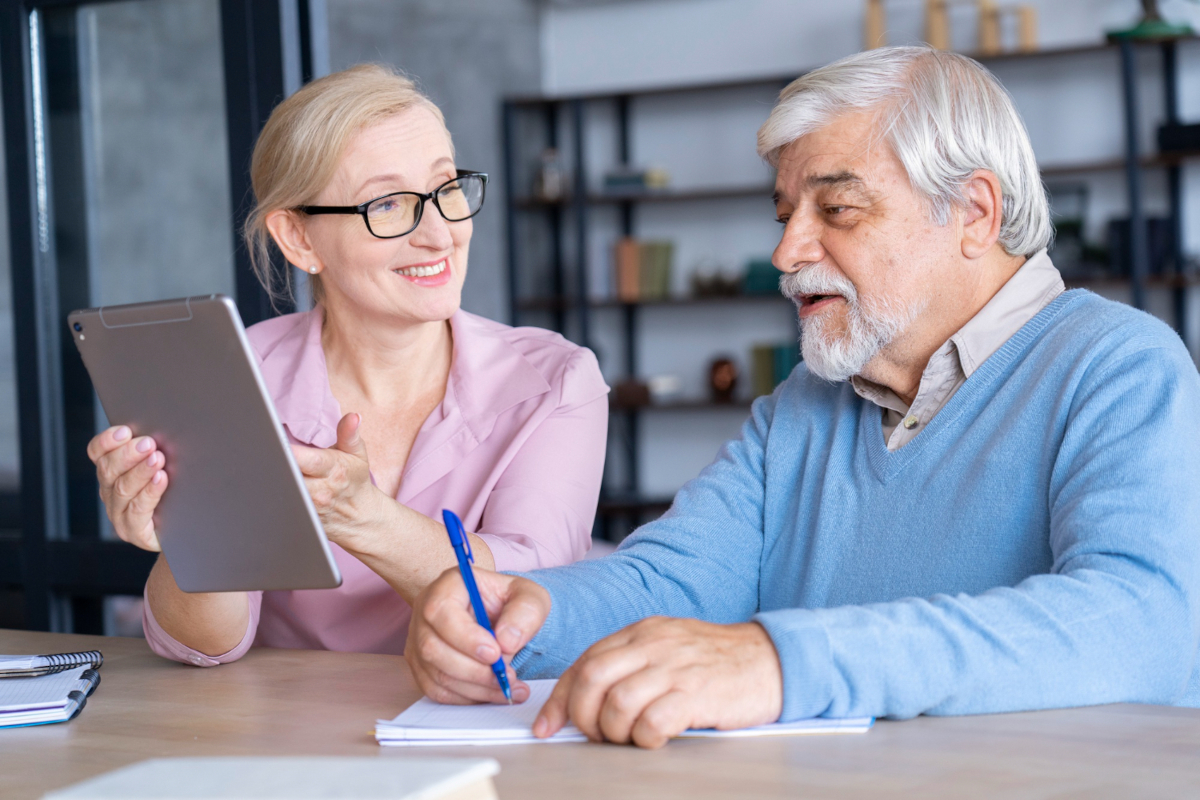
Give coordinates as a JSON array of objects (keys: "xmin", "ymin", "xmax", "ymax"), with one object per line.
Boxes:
[{"xmin": 392, "ymin": 257, "xmax": 452, "ymax": 287}]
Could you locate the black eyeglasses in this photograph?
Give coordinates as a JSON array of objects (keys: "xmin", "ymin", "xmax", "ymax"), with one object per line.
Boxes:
[{"xmin": 297, "ymin": 170, "xmax": 488, "ymax": 239}]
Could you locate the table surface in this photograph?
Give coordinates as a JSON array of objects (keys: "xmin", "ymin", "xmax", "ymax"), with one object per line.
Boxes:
[{"xmin": 2, "ymin": 630, "xmax": 1199, "ymax": 799}]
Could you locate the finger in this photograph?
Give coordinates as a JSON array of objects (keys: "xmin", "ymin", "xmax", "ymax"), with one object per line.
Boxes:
[
  {"xmin": 335, "ymin": 413, "xmax": 370, "ymax": 461},
  {"xmin": 487, "ymin": 578, "xmax": 552, "ymax": 656},
  {"xmin": 411, "ymin": 668, "xmax": 485, "ymax": 706},
  {"xmin": 630, "ymin": 689, "xmax": 693, "ymax": 750},
  {"xmin": 410, "ymin": 655, "xmax": 529, "ymax": 707},
  {"xmin": 291, "ymin": 444, "xmax": 335, "ymax": 477},
  {"xmin": 110, "ymin": 448, "xmax": 163, "ymax": 503},
  {"xmin": 598, "ymin": 667, "xmax": 674, "ymax": 745},
  {"xmin": 112, "ymin": 467, "xmax": 166, "ymax": 551},
  {"xmin": 411, "ymin": 622, "xmax": 520, "ymax": 697},
  {"xmin": 95, "ymin": 436, "xmax": 157, "ymax": 489},
  {"xmin": 87, "ymin": 425, "xmax": 132, "ymax": 462},
  {"xmin": 429, "ymin": 665, "xmax": 529, "ymax": 706},
  {"xmin": 534, "ymin": 666, "xmax": 575, "ymax": 739},
  {"xmin": 423, "ymin": 573, "xmax": 507, "ymax": 665},
  {"xmin": 566, "ymin": 645, "xmax": 649, "ymax": 741}
]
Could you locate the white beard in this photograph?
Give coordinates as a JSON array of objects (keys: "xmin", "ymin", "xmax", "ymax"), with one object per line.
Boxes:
[{"xmin": 779, "ymin": 264, "xmax": 921, "ymax": 383}]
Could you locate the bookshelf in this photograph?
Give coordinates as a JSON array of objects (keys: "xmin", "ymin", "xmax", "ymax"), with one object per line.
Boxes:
[{"xmin": 502, "ymin": 37, "xmax": 1199, "ymax": 540}]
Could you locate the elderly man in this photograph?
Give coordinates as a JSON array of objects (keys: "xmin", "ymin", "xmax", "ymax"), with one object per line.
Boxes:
[{"xmin": 405, "ymin": 46, "xmax": 1200, "ymax": 748}]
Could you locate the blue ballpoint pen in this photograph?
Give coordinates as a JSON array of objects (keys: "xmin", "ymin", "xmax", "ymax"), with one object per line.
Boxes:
[{"xmin": 442, "ymin": 509, "xmax": 513, "ymax": 704}]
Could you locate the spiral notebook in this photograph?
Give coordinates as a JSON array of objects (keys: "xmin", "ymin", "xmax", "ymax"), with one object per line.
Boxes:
[
  {"xmin": 0, "ymin": 666, "xmax": 102, "ymax": 728},
  {"xmin": 376, "ymin": 679, "xmax": 873, "ymax": 746},
  {"xmin": 0, "ymin": 650, "xmax": 104, "ymax": 678}
]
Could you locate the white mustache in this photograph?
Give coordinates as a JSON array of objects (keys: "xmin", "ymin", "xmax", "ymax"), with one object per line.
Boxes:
[{"xmin": 779, "ymin": 264, "xmax": 859, "ymax": 305}]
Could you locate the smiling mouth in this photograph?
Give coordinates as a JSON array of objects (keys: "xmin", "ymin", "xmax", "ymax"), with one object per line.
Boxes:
[{"xmin": 393, "ymin": 259, "xmax": 448, "ymax": 278}]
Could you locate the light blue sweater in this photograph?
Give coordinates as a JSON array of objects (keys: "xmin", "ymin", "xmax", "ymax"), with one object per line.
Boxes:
[{"xmin": 512, "ymin": 291, "xmax": 1200, "ymax": 721}]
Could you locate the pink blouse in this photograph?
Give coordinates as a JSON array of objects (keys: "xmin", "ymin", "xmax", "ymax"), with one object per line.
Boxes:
[{"xmin": 143, "ymin": 308, "xmax": 609, "ymax": 666}]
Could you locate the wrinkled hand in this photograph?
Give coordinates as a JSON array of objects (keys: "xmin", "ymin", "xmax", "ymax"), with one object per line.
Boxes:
[
  {"xmin": 291, "ymin": 413, "xmax": 387, "ymax": 547},
  {"xmin": 534, "ymin": 617, "xmax": 784, "ymax": 749},
  {"xmin": 88, "ymin": 425, "xmax": 168, "ymax": 552},
  {"xmin": 406, "ymin": 568, "xmax": 550, "ymax": 705}
]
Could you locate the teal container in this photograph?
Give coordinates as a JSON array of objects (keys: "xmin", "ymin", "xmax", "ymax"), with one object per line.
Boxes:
[{"xmin": 742, "ymin": 259, "xmax": 780, "ymax": 295}]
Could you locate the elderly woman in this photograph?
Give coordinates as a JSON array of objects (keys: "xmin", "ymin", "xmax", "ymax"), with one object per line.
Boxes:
[{"xmin": 85, "ymin": 64, "xmax": 608, "ymax": 666}]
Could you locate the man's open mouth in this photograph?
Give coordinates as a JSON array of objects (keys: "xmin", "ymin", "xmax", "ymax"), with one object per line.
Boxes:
[{"xmin": 800, "ymin": 293, "xmax": 842, "ymax": 306}]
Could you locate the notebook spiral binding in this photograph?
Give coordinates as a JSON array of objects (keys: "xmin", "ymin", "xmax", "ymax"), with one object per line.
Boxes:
[{"xmin": 40, "ymin": 651, "xmax": 104, "ymax": 675}]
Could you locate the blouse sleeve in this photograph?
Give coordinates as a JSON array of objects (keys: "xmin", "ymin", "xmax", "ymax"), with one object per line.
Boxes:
[
  {"xmin": 475, "ymin": 347, "xmax": 609, "ymax": 572},
  {"xmin": 142, "ymin": 587, "xmax": 264, "ymax": 666}
]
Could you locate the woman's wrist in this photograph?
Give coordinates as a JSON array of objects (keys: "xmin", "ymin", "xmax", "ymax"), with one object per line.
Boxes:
[{"xmin": 324, "ymin": 486, "xmax": 406, "ymax": 557}]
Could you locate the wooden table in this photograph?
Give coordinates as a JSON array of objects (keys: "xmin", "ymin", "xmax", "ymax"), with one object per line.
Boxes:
[{"xmin": 3, "ymin": 629, "xmax": 1200, "ymax": 799}]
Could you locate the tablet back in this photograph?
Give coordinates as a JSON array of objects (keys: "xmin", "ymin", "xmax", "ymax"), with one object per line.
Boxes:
[{"xmin": 68, "ymin": 295, "xmax": 341, "ymax": 593}]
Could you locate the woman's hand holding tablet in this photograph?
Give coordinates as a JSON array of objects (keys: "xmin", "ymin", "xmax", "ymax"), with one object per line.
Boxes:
[{"xmin": 88, "ymin": 425, "xmax": 168, "ymax": 552}]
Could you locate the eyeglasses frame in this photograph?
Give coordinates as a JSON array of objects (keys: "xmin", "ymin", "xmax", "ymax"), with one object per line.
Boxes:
[{"xmin": 296, "ymin": 169, "xmax": 489, "ymax": 239}]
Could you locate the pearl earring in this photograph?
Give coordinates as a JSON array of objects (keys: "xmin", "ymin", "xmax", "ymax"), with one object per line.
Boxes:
[{"xmin": 308, "ymin": 266, "xmax": 318, "ymax": 274}]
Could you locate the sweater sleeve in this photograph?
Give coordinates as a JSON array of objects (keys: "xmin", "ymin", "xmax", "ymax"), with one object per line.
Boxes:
[
  {"xmin": 755, "ymin": 340, "xmax": 1200, "ymax": 721},
  {"xmin": 510, "ymin": 390, "xmax": 778, "ymax": 677},
  {"xmin": 475, "ymin": 347, "xmax": 609, "ymax": 572}
]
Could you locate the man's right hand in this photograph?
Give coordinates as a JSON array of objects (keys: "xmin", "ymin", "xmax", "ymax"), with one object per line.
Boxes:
[
  {"xmin": 88, "ymin": 425, "xmax": 168, "ymax": 552},
  {"xmin": 406, "ymin": 568, "xmax": 551, "ymax": 705}
]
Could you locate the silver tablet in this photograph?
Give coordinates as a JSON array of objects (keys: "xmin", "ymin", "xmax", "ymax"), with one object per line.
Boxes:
[{"xmin": 68, "ymin": 295, "xmax": 341, "ymax": 593}]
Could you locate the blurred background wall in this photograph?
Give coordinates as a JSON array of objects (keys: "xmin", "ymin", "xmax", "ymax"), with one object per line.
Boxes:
[{"xmin": 327, "ymin": 0, "xmax": 543, "ymax": 324}]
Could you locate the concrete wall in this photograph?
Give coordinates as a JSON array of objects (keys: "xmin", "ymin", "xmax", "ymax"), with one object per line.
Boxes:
[
  {"xmin": 326, "ymin": 0, "xmax": 543, "ymax": 325},
  {"xmin": 540, "ymin": 0, "xmax": 1200, "ymax": 94}
]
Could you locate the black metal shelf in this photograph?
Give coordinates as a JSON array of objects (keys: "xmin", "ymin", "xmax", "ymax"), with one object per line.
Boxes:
[
  {"xmin": 598, "ymin": 493, "xmax": 674, "ymax": 518},
  {"xmin": 511, "ymin": 150, "xmax": 1200, "ymax": 213},
  {"xmin": 505, "ymin": 39, "xmax": 1180, "ymax": 107}
]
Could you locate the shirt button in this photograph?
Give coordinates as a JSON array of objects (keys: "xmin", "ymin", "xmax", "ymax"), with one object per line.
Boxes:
[
  {"xmin": 186, "ymin": 654, "xmax": 207, "ymax": 666},
  {"xmin": 903, "ymin": 415, "xmax": 919, "ymax": 430}
]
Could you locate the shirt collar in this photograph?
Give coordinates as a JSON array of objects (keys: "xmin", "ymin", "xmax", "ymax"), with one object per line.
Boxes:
[
  {"xmin": 849, "ymin": 249, "xmax": 1064, "ymax": 408},
  {"xmin": 442, "ymin": 310, "xmax": 551, "ymax": 443},
  {"xmin": 948, "ymin": 249, "xmax": 1064, "ymax": 378}
]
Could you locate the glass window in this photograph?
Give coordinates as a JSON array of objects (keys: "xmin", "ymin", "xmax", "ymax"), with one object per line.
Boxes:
[
  {"xmin": 54, "ymin": 0, "xmax": 232, "ymax": 634},
  {"xmin": 77, "ymin": 0, "xmax": 234, "ymax": 307},
  {"xmin": 0, "ymin": 73, "xmax": 17, "ymax": 496}
]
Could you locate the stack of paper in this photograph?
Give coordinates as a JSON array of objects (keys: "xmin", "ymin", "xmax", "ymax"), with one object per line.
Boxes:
[
  {"xmin": 0, "ymin": 666, "xmax": 101, "ymax": 728},
  {"xmin": 377, "ymin": 680, "xmax": 588, "ymax": 745},
  {"xmin": 376, "ymin": 679, "xmax": 872, "ymax": 746}
]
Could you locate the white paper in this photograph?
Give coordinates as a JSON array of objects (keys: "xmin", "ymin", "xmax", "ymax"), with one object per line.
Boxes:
[
  {"xmin": 376, "ymin": 680, "xmax": 586, "ymax": 745},
  {"xmin": 0, "ymin": 666, "xmax": 89, "ymax": 712},
  {"xmin": 376, "ymin": 679, "xmax": 872, "ymax": 746}
]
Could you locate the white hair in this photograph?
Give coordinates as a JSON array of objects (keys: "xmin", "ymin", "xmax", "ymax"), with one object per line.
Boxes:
[{"xmin": 758, "ymin": 46, "xmax": 1052, "ymax": 257}]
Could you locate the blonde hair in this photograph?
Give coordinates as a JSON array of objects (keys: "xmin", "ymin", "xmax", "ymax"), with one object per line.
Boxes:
[{"xmin": 244, "ymin": 64, "xmax": 452, "ymax": 308}]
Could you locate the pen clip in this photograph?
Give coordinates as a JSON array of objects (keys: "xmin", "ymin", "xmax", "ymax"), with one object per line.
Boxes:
[{"xmin": 442, "ymin": 509, "xmax": 474, "ymax": 564}]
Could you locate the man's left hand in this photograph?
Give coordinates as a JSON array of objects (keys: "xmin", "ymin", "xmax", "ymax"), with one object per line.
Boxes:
[{"xmin": 532, "ymin": 617, "xmax": 784, "ymax": 749}]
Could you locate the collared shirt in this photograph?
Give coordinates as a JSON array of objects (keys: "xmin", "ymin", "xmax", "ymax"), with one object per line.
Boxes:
[
  {"xmin": 851, "ymin": 249, "xmax": 1065, "ymax": 450},
  {"xmin": 144, "ymin": 308, "xmax": 609, "ymax": 666}
]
